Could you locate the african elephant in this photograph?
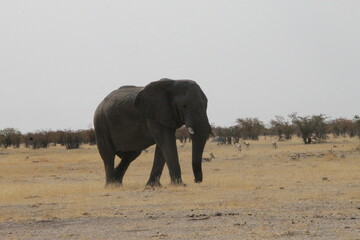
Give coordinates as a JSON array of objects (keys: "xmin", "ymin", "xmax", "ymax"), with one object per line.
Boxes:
[{"xmin": 94, "ymin": 78, "xmax": 211, "ymax": 187}]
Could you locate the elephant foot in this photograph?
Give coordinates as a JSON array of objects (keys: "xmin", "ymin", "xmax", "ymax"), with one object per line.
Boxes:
[
  {"xmin": 194, "ymin": 178, "xmax": 202, "ymax": 183},
  {"xmin": 170, "ymin": 178, "xmax": 187, "ymax": 187},
  {"xmin": 145, "ymin": 180, "xmax": 162, "ymax": 189}
]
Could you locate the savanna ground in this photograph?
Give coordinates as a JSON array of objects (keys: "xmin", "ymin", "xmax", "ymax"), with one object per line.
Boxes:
[{"xmin": 0, "ymin": 136, "xmax": 360, "ymax": 240}]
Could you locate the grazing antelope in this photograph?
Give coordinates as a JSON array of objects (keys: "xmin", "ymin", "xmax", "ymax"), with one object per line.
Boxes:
[
  {"xmin": 202, "ymin": 152, "xmax": 215, "ymax": 162},
  {"xmin": 272, "ymin": 141, "xmax": 277, "ymax": 149}
]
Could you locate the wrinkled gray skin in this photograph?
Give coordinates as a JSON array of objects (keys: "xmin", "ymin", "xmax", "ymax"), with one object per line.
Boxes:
[{"xmin": 94, "ymin": 79, "xmax": 211, "ymax": 187}]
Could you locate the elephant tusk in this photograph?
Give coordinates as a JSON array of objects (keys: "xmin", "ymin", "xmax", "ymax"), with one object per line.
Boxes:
[{"xmin": 187, "ymin": 127, "xmax": 195, "ymax": 135}]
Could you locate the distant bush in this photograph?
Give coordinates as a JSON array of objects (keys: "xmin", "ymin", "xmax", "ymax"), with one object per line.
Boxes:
[
  {"xmin": 212, "ymin": 125, "xmax": 240, "ymax": 144},
  {"xmin": 0, "ymin": 128, "xmax": 21, "ymax": 148},
  {"xmin": 81, "ymin": 128, "xmax": 96, "ymax": 145},
  {"xmin": 290, "ymin": 113, "xmax": 328, "ymax": 144},
  {"xmin": 270, "ymin": 116, "xmax": 295, "ymax": 140},
  {"xmin": 235, "ymin": 118, "xmax": 265, "ymax": 140},
  {"xmin": 25, "ymin": 131, "xmax": 50, "ymax": 149},
  {"xmin": 328, "ymin": 118, "xmax": 356, "ymax": 137},
  {"xmin": 20, "ymin": 128, "xmax": 96, "ymax": 149},
  {"xmin": 64, "ymin": 130, "xmax": 81, "ymax": 149}
]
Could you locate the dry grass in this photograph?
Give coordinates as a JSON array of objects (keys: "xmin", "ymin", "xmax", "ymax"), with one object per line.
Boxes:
[{"xmin": 0, "ymin": 136, "xmax": 360, "ymax": 239}]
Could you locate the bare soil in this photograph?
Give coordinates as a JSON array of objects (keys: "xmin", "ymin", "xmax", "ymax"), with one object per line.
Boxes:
[{"xmin": 1, "ymin": 137, "xmax": 360, "ymax": 239}]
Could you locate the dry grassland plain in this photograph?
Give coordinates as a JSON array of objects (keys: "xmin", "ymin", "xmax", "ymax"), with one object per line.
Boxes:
[{"xmin": 0, "ymin": 137, "xmax": 360, "ymax": 240}]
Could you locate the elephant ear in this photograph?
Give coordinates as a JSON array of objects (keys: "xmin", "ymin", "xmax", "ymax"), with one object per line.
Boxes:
[{"xmin": 134, "ymin": 79, "xmax": 177, "ymax": 128}]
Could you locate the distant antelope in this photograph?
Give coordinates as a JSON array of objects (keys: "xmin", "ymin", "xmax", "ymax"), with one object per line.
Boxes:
[
  {"xmin": 243, "ymin": 141, "xmax": 250, "ymax": 149},
  {"xmin": 235, "ymin": 143, "xmax": 242, "ymax": 152},
  {"xmin": 272, "ymin": 141, "xmax": 277, "ymax": 149},
  {"xmin": 202, "ymin": 152, "xmax": 215, "ymax": 162}
]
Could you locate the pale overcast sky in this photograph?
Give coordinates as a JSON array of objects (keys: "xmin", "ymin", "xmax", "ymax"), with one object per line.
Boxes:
[{"xmin": 1, "ymin": 1, "xmax": 359, "ymax": 132}]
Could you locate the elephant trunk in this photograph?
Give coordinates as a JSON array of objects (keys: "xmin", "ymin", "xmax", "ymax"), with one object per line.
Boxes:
[
  {"xmin": 191, "ymin": 136, "xmax": 206, "ymax": 183},
  {"xmin": 186, "ymin": 114, "xmax": 210, "ymax": 183}
]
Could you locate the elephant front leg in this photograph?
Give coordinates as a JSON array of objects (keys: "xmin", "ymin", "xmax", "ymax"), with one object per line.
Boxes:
[
  {"xmin": 146, "ymin": 145, "xmax": 165, "ymax": 188},
  {"xmin": 146, "ymin": 119, "xmax": 185, "ymax": 186}
]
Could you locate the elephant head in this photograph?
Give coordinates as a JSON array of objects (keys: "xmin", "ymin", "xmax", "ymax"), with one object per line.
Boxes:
[{"xmin": 134, "ymin": 78, "xmax": 211, "ymax": 183}]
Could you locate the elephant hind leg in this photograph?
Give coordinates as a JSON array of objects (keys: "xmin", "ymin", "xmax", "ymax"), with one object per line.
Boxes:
[
  {"xmin": 115, "ymin": 150, "xmax": 142, "ymax": 184},
  {"xmin": 94, "ymin": 122, "xmax": 116, "ymax": 185},
  {"xmin": 100, "ymin": 149, "xmax": 116, "ymax": 185}
]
